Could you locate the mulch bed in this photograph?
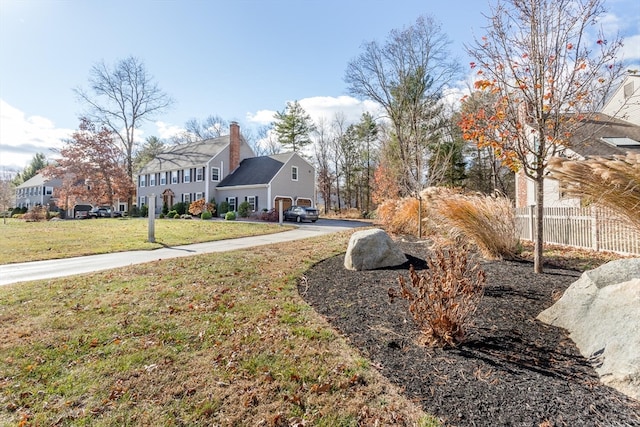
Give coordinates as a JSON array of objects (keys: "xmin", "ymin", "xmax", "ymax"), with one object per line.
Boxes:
[{"xmin": 299, "ymin": 239, "xmax": 640, "ymax": 427}]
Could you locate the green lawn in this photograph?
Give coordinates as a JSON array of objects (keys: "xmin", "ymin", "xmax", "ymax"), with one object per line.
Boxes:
[
  {"xmin": 0, "ymin": 218, "xmax": 292, "ymax": 264},
  {"xmin": 0, "ymin": 227, "xmax": 434, "ymax": 426}
]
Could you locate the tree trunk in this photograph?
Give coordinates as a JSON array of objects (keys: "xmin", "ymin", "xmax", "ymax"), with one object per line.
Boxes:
[{"xmin": 534, "ymin": 176, "xmax": 545, "ymax": 273}]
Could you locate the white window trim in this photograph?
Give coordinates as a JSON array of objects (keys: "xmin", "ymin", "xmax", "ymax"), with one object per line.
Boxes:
[
  {"xmin": 291, "ymin": 166, "xmax": 298, "ymax": 181},
  {"xmin": 184, "ymin": 169, "xmax": 191, "ymax": 183},
  {"xmin": 211, "ymin": 167, "xmax": 220, "ymax": 182}
]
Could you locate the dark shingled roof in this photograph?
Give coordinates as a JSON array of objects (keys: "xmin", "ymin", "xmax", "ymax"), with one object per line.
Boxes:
[
  {"xmin": 217, "ymin": 153, "xmax": 293, "ymax": 187},
  {"xmin": 568, "ymin": 114, "xmax": 640, "ymax": 158},
  {"xmin": 137, "ymin": 136, "xmax": 231, "ymax": 174}
]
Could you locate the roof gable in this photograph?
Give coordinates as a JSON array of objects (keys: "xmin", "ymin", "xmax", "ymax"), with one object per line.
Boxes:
[
  {"xmin": 138, "ymin": 136, "xmax": 231, "ymax": 173},
  {"xmin": 16, "ymin": 173, "xmax": 47, "ymax": 188}
]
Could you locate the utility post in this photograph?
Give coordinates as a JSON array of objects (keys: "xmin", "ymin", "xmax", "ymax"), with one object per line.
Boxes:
[{"xmin": 148, "ymin": 194, "xmax": 155, "ymax": 243}]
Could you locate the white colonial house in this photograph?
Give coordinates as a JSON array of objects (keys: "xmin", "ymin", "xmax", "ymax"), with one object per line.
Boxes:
[{"xmin": 136, "ymin": 122, "xmax": 316, "ymax": 215}]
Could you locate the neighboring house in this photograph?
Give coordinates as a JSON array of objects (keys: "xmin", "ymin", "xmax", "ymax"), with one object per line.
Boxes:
[
  {"xmin": 601, "ymin": 73, "xmax": 640, "ymax": 126},
  {"xmin": 515, "ymin": 114, "xmax": 640, "ymax": 208},
  {"xmin": 14, "ymin": 173, "xmax": 61, "ymax": 210},
  {"xmin": 136, "ymin": 122, "xmax": 316, "ymax": 215}
]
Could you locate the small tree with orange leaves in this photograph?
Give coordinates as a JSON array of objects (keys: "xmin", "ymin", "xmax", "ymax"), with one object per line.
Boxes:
[{"xmin": 461, "ymin": 0, "xmax": 624, "ymax": 273}]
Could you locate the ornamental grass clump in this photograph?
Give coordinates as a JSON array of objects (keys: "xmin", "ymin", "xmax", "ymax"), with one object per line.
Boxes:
[
  {"xmin": 426, "ymin": 190, "xmax": 519, "ymax": 260},
  {"xmin": 549, "ymin": 153, "xmax": 640, "ymax": 232},
  {"xmin": 376, "ymin": 197, "xmax": 422, "ymax": 236},
  {"xmin": 396, "ymin": 246, "xmax": 486, "ymax": 348}
]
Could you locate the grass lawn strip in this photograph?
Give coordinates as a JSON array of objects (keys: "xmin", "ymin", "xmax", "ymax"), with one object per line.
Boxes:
[
  {"xmin": 0, "ymin": 219, "xmax": 292, "ymax": 265},
  {"xmin": 0, "ymin": 231, "xmax": 434, "ymax": 426}
]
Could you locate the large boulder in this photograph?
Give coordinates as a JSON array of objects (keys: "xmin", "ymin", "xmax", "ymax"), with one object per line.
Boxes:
[
  {"xmin": 344, "ymin": 228, "xmax": 408, "ymax": 271},
  {"xmin": 537, "ymin": 258, "xmax": 640, "ymax": 401}
]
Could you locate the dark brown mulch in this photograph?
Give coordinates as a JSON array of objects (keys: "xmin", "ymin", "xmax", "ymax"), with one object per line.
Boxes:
[{"xmin": 299, "ymin": 240, "xmax": 640, "ymax": 427}]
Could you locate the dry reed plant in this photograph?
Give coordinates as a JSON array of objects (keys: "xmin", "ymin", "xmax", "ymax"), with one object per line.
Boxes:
[
  {"xmin": 376, "ymin": 197, "xmax": 422, "ymax": 236},
  {"xmin": 549, "ymin": 153, "xmax": 640, "ymax": 231},
  {"xmin": 395, "ymin": 245, "xmax": 486, "ymax": 348},
  {"xmin": 426, "ymin": 190, "xmax": 519, "ymax": 260}
]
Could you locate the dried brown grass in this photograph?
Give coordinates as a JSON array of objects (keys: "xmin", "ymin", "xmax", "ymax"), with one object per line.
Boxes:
[
  {"xmin": 425, "ymin": 190, "xmax": 519, "ymax": 260},
  {"xmin": 376, "ymin": 188, "xmax": 519, "ymax": 260},
  {"xmin": 549, "ymin": 153, "xmax": 640, "ymax": 231}
]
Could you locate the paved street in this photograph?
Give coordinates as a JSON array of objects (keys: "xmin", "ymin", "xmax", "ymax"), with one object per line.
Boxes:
[{"xmin": 0, "ymin": 219, "xmax": 370, "ymax": 286}]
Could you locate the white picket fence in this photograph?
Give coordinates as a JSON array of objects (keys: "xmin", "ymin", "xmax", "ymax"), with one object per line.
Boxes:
[{"xmin": 515, "ymin": 206, "xmax": 640, "ymax": 255}]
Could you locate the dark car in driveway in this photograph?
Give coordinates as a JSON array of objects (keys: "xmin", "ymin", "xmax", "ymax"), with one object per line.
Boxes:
[
  {"xmin": 88, "ymin": 207, "xmax": 123, "ymax": 218},
  {"xmin": 283, "ymin": 205, "xmax": 319, "ymax": 223}
]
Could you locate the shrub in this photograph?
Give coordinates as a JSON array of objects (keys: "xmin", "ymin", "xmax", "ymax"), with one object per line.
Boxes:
[
  {"xmin": 159, "ymin": 213, "xmax": 165, "ymax": 219},
  {"xmin": 218, "ymin": 201, "xmax": 230, "ymax": 215},
  {"xmin": 130, "ymin": 206, "xmax": 140, "ymax": 218},
  {"xmin": 173, "ymin": 213, "xmax": 180, "ymax": 219},
  {"xmin": 171, "ymin": 202, "xmax": 187, "ymax": 215},
  {"xmin": 225, "ymin": 211, "xmax": 236, "ymax": 221},
  {"xmin": 22, "ymin": 206, "xmax": 48, "ymax": 222},
  {"xmin": 201, "ymin": 210, "xmax": 213, "ymax": 220},
  {"xmin": 140, "ymin": 205, "xmax": 149, "ymax": 218},
  {"xmin": 238, "ymin": 201, "xmax": 251, "ymax": 218},
  {"xmin": 189, "ymin": 199, "xmax": 216, "ymax": 217},
  {"xmin": 167, "ymin": 210, "xmax": 178, "ymax": 218},
  {"xmin": 260, "ymin": 208, "xmax": 279, "ymax": 222},
  {"xmin": 394, "ymin": 245, "xmax": 485, "ymax": 348},
  {"xmin": 162, "ymin": 202, "xmax": 169, "ymax": 216}
]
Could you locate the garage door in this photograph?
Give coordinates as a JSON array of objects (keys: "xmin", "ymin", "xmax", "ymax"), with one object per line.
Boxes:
[
  {"xmin": 274, "ymin": 197, "xmax": 293, "ymax": 210},
  {"xmin": 296, "ymin": 198, "xmax": 312, "ymax": 207}
]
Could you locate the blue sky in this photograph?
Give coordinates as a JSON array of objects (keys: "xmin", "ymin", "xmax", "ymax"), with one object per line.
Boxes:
[{"xmin": 1, "ymin": 0, "xmax": 639, "ymax": 173}]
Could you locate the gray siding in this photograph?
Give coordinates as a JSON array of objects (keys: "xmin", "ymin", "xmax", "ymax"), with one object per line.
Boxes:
[{"xmin": 269, "ymin": 154, "xmax": 316, "ymax": 208}]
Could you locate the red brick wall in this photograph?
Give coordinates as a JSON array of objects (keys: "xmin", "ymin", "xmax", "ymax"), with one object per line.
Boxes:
[{"xmin": 230, "ymin": 122, "xmax": 240, "ymax": 172}]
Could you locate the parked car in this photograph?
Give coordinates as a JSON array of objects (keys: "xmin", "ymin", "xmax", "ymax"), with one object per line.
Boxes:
[
  {"xmin": 74, "ymin": 204, "xmax": 93, "ymax": 219},
  {"xmin": 283, "ymin": 205, "xmax": 319, "ymax": 223},
  {"xmin": 88, "ymin": 206, "xmax": 122, "ymax": 218}
]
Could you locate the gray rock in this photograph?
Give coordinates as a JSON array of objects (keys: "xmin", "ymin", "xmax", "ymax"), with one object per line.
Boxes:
[
  {"xmin": 538, "ymin": 258, "xmax": 640, "ymax": 400},
  {"xmin": 344, "ymin": 228, "xmax": 408, "ymax": 271}
]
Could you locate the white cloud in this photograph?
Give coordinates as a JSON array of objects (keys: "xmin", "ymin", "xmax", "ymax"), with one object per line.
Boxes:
[
  {"xmin": 620, "ymin": 34, "xmax": 640, "ymax": 61},
  {"xmin": 153, "ymin": 121, "xmax": 185, "ymax": 140},
  {"xmin": 299, "ymin": 96, "xmax": 384, "ymax": 125},
  {"xmin": 246, "ymin": 96, "xmax": 384, "ymax": 130},
  {"xmin": 246, "ymin": 109, "xmax": 277, "ymax": 125},
  {"xmin": 0, "ymin": 100, "xmax": 72, "ymax": 172}
]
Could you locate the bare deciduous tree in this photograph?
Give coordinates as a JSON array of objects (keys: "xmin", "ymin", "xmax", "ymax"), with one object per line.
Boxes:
[
  {"xmin": 345, "ymin": 14, "xmax": 460, "ymax": 198},
  {"xmin": 464, "ymin": 0, "xmax": 624, "ymax": 272},
  {"xmin": 75, "ymin": 56, "xmax": 173, "ymax": 210}
]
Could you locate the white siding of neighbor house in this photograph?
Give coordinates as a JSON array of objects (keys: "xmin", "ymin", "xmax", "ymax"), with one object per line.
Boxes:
[{"xmin": 601, "ymin": 75, "xmax": 640, "ymax": 126}]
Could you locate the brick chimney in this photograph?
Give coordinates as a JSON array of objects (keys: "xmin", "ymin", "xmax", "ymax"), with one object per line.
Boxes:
[{"xmin": 229, "ymin": 121, "xmax": 240, "ymax": 172}]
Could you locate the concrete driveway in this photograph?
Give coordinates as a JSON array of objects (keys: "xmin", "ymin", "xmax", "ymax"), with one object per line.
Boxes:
[{"xmin": 0, "ymin": 219, "xmax": 372, "ymax": 286}]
